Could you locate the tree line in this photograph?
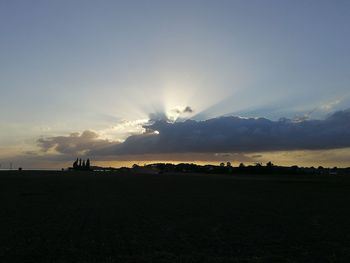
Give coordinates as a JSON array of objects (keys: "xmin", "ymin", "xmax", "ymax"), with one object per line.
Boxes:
[{"xmin": 72, "ymin": 158, "xmax": 91, "ymax": 171}]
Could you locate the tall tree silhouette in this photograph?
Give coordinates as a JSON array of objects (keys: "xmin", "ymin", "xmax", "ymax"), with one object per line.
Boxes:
[{"xmin": 73, "ymin": 158, "xmax": 78, "ymax": 169}]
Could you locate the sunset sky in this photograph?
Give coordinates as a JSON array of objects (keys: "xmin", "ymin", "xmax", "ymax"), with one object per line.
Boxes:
[{"xmin": 1, "ymin": 0, "xmax": 350, "ymax": 169}]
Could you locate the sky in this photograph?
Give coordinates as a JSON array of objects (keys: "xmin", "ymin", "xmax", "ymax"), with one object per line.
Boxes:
[{"xmin": 1, "ymin": 0, "xmax": 350, "ymax": 169}]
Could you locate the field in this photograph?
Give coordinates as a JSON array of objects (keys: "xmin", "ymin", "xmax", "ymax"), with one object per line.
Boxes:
[{"xmin": 1, "ymin": 171, "xmax": 350, "ymax": 262}]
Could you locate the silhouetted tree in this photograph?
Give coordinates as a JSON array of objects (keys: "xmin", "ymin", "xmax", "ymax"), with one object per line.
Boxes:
[
  {"xmin": 79, "ymin": 159, "xmax": 82, "ymax": 167},
  {"xmin": 239, "ymin": 163, "xmax": 245, "ymax": 168},
  {"xmin": 226, "ymin": 162, "xmax": 232, "ymax": 167},
  {"xmin": 73, "ymin": 158, "xmax": 78, "ymax": 169},
  {"xmin": 86, "ymin": 159, "xmax": 90, "ymax": 169},
  {"xmin": 82, "ymin": 160, "xmax": 86, "ymax": 168},
  {"xmin": 266, "ymin": 161, "xmax": 274, "ymax": 167},
  {"xmin": 220, "ymin": 162, "xmax": 225, "ymax": 167}
]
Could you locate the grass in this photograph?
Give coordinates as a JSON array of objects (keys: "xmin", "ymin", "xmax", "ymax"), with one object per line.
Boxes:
[{"xmin": 1, "ymin": 171, "xmax": 350, "ymax": 262}]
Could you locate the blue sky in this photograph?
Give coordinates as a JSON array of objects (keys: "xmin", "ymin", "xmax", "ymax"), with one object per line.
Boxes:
[{"xmin": 1, "ymin": 1, "xmax": 350, "ymax": 168}]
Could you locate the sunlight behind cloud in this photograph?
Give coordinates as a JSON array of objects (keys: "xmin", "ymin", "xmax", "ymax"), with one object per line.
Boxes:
[{"xmin": 98, "ymin": 118, "xmax": 149, "ymax": 141}]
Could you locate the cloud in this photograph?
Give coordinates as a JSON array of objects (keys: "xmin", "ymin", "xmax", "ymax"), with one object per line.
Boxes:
[
  {"xmin": 37, "ymin": 130, "xmax": 117, "ymax": 156},
  {"xmin": 147, "ymin": 106, "xmax": 195, "ymax": 123},
  {"xmin": 149, "ymin": 111, "xmax": 169, "ymax": 122},
  {"xmin": 321, "ymin": 99, "xmax": 341, "ymax": 112},
  {"xmin": 183, "ymin": 106, "xmax": 194, "ymax": 113},
  {"xmin": 291, "ymin": 108, "xmax": 316, "ymax": 122},
  {"xmin": 91, "ymin": 109, "xmax": 350, "ymax": 156},
  {"xmin": 35, "ymin": 109, "xmax": 350, "ymax": 159},
  {"xmin": 89, "ymin": 152, "xmax": 254, "ymax": 163},
  {"xmin": 9, "ymin": 109, "xmax": 350, "ymax": 168}
]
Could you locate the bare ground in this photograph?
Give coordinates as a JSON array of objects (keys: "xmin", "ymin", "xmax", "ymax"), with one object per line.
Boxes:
[{"xmin": 1, "ymin": 171, "xmax": 350, "ymax": 262}]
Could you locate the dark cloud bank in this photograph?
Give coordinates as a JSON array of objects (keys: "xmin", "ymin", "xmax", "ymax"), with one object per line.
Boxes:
[
  {"xmin": 38, "ymin": 109, "xmax": 350, "ymax": 156},
  {"xmin": 37, "ymin": 130, "xmax": 114, "ymax": 156}
]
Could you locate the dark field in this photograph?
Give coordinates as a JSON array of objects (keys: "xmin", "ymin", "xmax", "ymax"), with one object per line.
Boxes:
[{"xmin": 1, "ymin": 171, "xmax": 350, "ymax": 262}]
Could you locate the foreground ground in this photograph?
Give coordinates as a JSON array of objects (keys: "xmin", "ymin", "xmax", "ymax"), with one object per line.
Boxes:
[{"xmin": 1, "ymin": 171, "xmax": 350, "ymax": 262}]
